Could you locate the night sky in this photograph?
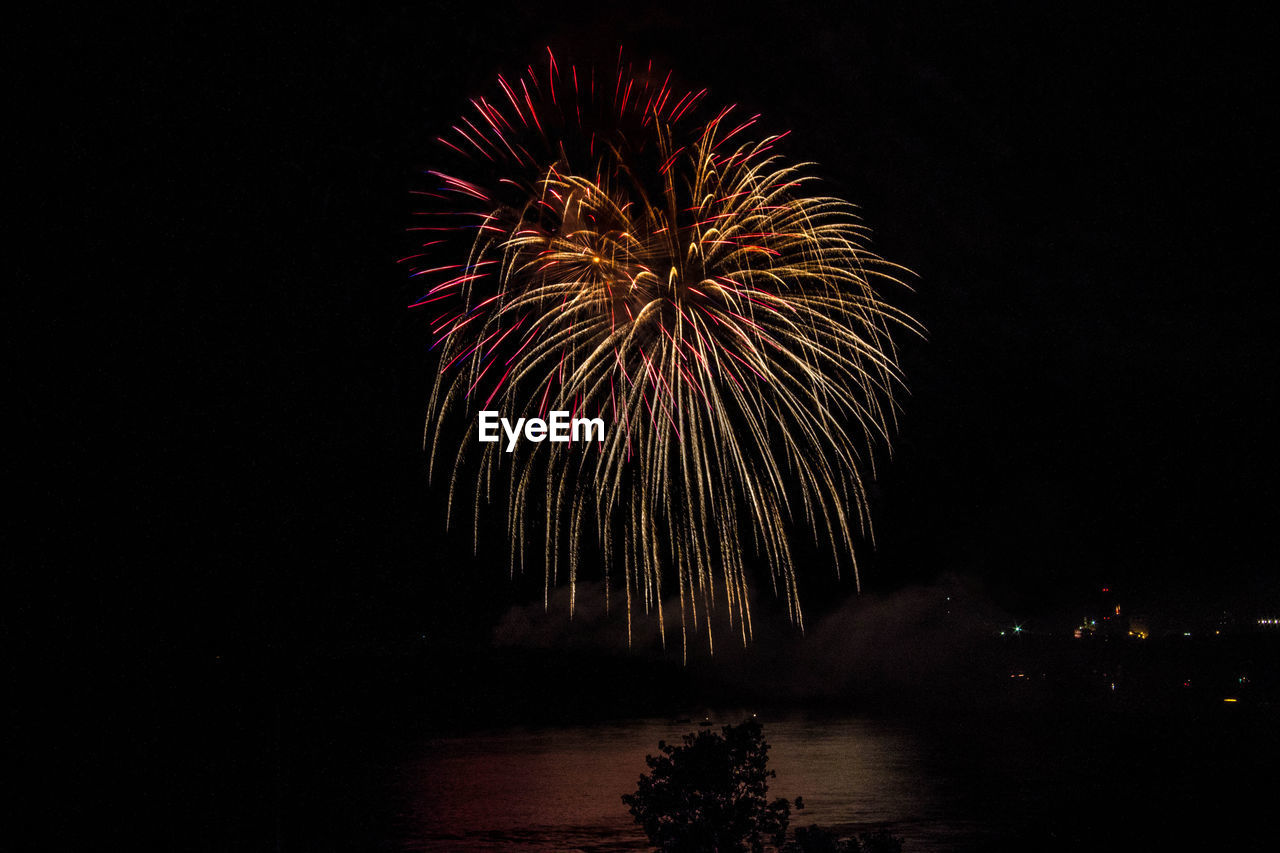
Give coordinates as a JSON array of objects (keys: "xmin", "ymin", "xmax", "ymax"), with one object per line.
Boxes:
[
  {"xmin": 23, "ymin": 4, "xmax": 1280, "ymax": 851},
  {"xmin": 38, "ymin": 1, "xmax": 1277, "ymax": 671}
]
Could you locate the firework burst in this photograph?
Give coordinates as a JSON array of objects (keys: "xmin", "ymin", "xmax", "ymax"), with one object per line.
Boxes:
[{"xmin": 407, "ymin": 49, "xmax": 921, "ymax": 656}]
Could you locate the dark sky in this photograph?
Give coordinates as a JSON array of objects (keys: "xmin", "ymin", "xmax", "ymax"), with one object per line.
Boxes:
[{"xmin": 40, "ymin": 1, "xmax": 1277, "ymax": 665}]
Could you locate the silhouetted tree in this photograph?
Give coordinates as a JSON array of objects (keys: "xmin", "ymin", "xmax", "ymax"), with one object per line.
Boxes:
[{"xmin": 623, "ymin": 718, "xmax": 791, "ymax": 852}]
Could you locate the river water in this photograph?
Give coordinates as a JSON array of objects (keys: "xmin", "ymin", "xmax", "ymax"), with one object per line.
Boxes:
[{"xmin": 393, "ymin": 714, "xmax": 1000, "ymax": 852}]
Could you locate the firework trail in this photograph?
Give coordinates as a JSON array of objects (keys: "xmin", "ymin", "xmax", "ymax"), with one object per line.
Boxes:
[{"xmin": 407, "ymin": 49, "xmax": 921, "ymax": 656}]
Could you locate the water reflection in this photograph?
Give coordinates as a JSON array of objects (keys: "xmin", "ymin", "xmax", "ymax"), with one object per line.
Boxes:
[{"xmin": 397, "ymin": 715, "xmax": 990, "ymax": 852}]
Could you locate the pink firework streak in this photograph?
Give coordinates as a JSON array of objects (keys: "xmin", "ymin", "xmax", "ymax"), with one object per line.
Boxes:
[{"xmin": 407, "ymin": 49, "xmax": 921, "ymax": 658}]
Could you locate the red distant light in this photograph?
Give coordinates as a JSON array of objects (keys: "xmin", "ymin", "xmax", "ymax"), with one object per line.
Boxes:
[{"xmin": 1101, "ymin": 587, "xmax": 1110, "ymax": 593}]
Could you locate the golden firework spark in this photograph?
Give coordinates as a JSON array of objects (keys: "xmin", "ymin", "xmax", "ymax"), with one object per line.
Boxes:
[{"xmin": 408, "ymin": 50, "xmax": 922, "ymax": 656}]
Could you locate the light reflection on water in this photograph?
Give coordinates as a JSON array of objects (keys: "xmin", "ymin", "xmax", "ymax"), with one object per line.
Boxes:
[{"xmin": 397, "ymin": 715, "xmax": 992, "ymax": 852}]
